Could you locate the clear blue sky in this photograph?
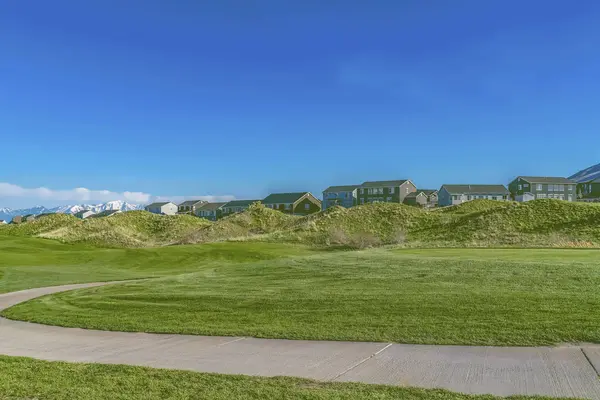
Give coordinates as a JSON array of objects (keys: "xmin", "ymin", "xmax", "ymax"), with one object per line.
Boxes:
[{"xmin": 1, "ymin": 0, "xmax": 600, "ymax": 208}]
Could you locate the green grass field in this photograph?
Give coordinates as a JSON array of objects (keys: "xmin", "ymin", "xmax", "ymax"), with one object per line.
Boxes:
[
  {"xmin": 0, "ymin": 236, "xmax": 315, "ymax": 293},
  {"xmin": 0, "ymin": 355, "xmax": 559, "ymax": 400},
  {"xmin": 3, "ymin": 236, "xmax": 600, "ymax": 346}
]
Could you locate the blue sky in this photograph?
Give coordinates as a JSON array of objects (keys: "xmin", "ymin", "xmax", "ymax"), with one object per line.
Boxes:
[{"xmin": 1, "ymin": 1, "xmax": 600, "ymax": 208}]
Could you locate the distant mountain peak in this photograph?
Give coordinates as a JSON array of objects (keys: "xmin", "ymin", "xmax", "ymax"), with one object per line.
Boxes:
[{"xmin": 0, "ymin": 202, "xmax": 144, "ymax": 221}]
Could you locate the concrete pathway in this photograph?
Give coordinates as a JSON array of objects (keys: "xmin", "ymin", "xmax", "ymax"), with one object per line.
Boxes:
[{"xmin": 1, "ymin": 282, "xmax": 600, "ymax": 399}]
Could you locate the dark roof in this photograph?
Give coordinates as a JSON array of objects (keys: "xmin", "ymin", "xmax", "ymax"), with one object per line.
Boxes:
[
  {"xmin": 517, "ymin": 176, "xmax": 576, "ymax": 184},
  {"xmin": 360, "ymin": 180, "xmax": 408, "ymax": 187},
  {"xmin": 146, "ymin": 202, "xmax": 172, "ymax": 208},
  {"xmin": 441, "ymin": 184, "xmax": 509, "ymax": 195},
  {"xmin": 323, "ymin": 185, "xmax": 359, "ymax": 193},
  {"xmin": 223, "ymin": 200, "xmax": 260, "ymax": 208},
  {"xmin": 178, "ymin": 200, "xmax": 206, "ymax": 207},
  {"xmin": 197, "ymin": 202, "xmax": 227, "ymax": 211},
  {"xmin": 263, "ymin": 192, "xmax": 310, "ymax": 204}
]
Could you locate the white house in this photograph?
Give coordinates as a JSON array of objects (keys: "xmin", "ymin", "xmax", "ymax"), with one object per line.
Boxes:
[
  {"xmin": 145, "ymin": 202, "xmax": 178, "ymax": 215},
  {"xmin": 74, "ymin": 210, "xmax": 95, "ymax": 219}
]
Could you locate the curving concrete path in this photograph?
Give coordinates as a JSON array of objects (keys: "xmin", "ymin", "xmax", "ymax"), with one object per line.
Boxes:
[{"xmin": 1, "ymin": 282, "xmax": 600, "ymax": 399}]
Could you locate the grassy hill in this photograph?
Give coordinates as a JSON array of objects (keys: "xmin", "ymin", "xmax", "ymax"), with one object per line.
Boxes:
[
  {"xmin": 0, "ymin": 211, "xmax": 210, "ymax": 247},
  {"xmin": 2, "ymin": 200, "xmax": 600, "ymax": 248}
]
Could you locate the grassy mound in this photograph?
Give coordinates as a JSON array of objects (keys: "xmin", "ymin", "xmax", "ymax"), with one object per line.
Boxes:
[
  {"xmin": 413, "ymin": 200, "xmax": 600, "ymax": 246},
  {"xmin": 1, "ymin": 211, "xmax": 211, "ymax": 248},
  {"xmin": 3, "ymin": 200, "xmax": 600, "ymax": 248},
  {"xmin": 179, "ymin": 203, "xmax": 297, "ymax": 244}
]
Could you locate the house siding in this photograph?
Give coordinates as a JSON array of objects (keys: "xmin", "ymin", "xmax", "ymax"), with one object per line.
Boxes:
[
  {"xmin": 509, "ymin": 178, "xmax": 576, "ymax": 201},
  {"xmin": 438, "ymin": 187, "xmax": 509, "ymax": 207},
  {"xmin": 357, "ymin": 181, "xmax": 417, "ymax": 205},
  {"xmin": 322, "ymin": 189, "xmax": 357, "ymax": 210},
  {"xmin": 294, "ymin": 197, "xmax": 321, "ymax": 215},
  {"xmin": 577, "ymin": 181, "xmax": 600, "ymax": 202}
]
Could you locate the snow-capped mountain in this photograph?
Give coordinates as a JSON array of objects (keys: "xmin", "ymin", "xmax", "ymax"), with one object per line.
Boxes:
[
  {"xmin": 0, "ymin": 201, "xmax": 143, "ymax": 221},
  {"xmin": 570, "ymin": 163, "xmax": 600, "ymax": 183}
]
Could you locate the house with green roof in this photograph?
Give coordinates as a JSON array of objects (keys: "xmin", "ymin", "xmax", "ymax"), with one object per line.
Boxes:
[
  {"xmin": 508, "ymin": 176, "xmax": 576, "ymax": 202},
  {"xmin": 262, "ymin": 192, "xmax": 321, "ymax": 215},
  {"xmin": 195, "ymin": 202, "xmax": 227, "ymax": 221},
  {"xmin": 438, "ymin": 184, "xmax": 509, "ymax": 207},
  {"xmin": 177, "ymin": 200, "xmax": 207, "ymax": 214},
  {"xmin": 322, "ymin": 185, "xmax": 359, "ymax": 210},
  {"xmin": 222, "ymin": 199, "xmax": 261, "ymax": 216},
  {"xmin": 403, "ymin": 189, "xmax": 438, "ymax": 208},
  {"xmin": 356, "ymin": 179, "xmax": 417, "ymax": 205}
]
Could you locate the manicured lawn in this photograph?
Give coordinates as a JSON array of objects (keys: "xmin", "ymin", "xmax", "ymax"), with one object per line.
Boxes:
[
  {"xmin": 0, "ymin": 355, "xmax": 558, "ymax": 400},
  {"xmin": 5, "ymin": 246, "xmax": 600, "ymax": 346},
  {"xmin": 0, "ymin": 236, "xmax": 316, "ymax": 293}
]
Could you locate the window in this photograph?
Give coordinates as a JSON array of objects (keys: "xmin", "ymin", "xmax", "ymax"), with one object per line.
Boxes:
[
  {"xmin": 304, "ymin": 204, "xmax": 310, "ymax": 210},
  {"xmin": 568, "ymin": 185, "xmax": 573, "ymax": 191},
  {"xmin": 360, "ymin": 199, "xmax": 365, "ymax": 204},
  {"xmin": 406, "ymin": 187, "xmax": 410, "ymax": 193},
  {"xmin": 387, "ymin": 197, "xmax": 392, "ymax": 202},
  {"xmin": 286, "ymin": 204, "xmax": 292, "ymax": 210},
  {"xmin": 537, "ymin": 184, "xmax": 542, "ymax": 191},
  {"xmin": 518, "ymin": 184, "xmax": 522, "ymax": 190},
  {"xmin": 524, "ymin": 184, "xmax": 529, "ymax": 188},
  {"xmin": 467, "ymin": 195, "xmax": 472, "ymax": 200},
  {"xmin": 568, "ymin": 195, "xmax": 573, "ymax": 201}
]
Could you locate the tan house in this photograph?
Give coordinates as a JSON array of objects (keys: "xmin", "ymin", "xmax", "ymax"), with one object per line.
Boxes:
[
  {"xmin": 404, "ymin": 189, "xmax": 438, "ymax": 207},
  {"xmin": 262, "ymin": 192, "xmax": 321, "ymax": 215},
  {"xmin": 145, "ymin": 202, "xmax": 178, "ymax": 215},
  {"xmin": 177, "ymin": 200, "xmax": 207, "ymax": 214}
]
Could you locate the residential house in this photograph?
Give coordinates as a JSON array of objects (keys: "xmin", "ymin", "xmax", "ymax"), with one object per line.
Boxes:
[
  {"xmin": 438, "ymin": 185, "xmax": 510, "ymax": 207},
  {"xmin": 322, "ymin": 185, "xmax": 359, "ymax": 210},
  {"xmin": 74, "ymin": 210, "xmax": 95, "ymax": 219},
  {"xmin": 569, "ymin": 163, "xmax": 600, "ymax": 202},
  {"xmin": 356, "ymin": 180, "xmax": 417, "ymax": 205},
  {"xmin": 508, "ymin": 176, "xmax": 576, "ymax": 202},
  {"xmin": 404, "ymin": 189, "xmax": 438, "ymax": 208},
  {"xmin": 89, "ymin": 210, "xmax": 121, "ymax": 218},
  {"xmin": 145, "ymin": 202, "xmax": 178, "ymax": 215},
  {"xmin": 222, "ymin": 200, "xmax": 260, "ymax": 216},
  {"xmin": 11, "ymin": 215, "xmax": 23, "ymax": 224},
  {"xmin": 196, "ymin": 202, "xmax": 227, "ymax": 221},
  {"xmin": 0, "ymin": 220, "xmax": 7, "ymax": 225},
  {"xmin": 262, "ymin": 192, "xmax": 322, "ymax": 215},
  {"xmin": 177, "ymin": 200, "xmax": 207, "ymax": 214}
]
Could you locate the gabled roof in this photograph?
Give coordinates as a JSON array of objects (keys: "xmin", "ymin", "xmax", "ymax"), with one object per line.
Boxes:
[
  {"xmin": 323, "ymin": 185, "xmax": 359, "ymax": 193},
  {"xmin": 146, "ymin": 202, "xmax": 173, "ymax": 208},
  {"xmin": 360, "ymin": 180, "xmax": 408, "ymax": 188},
  {"xmin": 263, "ymin": 192, "xmax": 311, "ymax": 204},
  {"xmin": 178, "ymin": 200, "xmax": 206, "ymax": 207},
  {"xmin": 441, "ymin": 184, "xmax": 509, "ymax": 195},
  {"xmin": 223, "ymin": 200, "xmax": 260, "ymax": 208},
  {"xmin": 405, "ymin": 189, "xmax": 437, "ymax": 199},
  {"xmin": 197, "ymin": 202, "xmax": 227, "ymax": 211},
  {"xmin": 516, "ymin": 176, "xmax": 576, "ymax": 184}
]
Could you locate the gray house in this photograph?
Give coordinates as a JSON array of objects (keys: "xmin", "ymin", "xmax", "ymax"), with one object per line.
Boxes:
[
  {"xmin": 196, "ymin": 202, "xmax": 227, "ymax": 221},
  {"xmin": 404, "ymin": 189, "xmax": 438, "ymax": 208},
  {"xmin": 508, "ymin": 176, "xmax": 576, "ymax": 202},
  {"xmin": 177, "ymin": 200, "xmax": 207, "ymax": 214},
  {"xmin": 357, "ymin": 180, "xmax": 417, "ymax": 205},
  {"xmin": 145, "ymin": 202, "xmax": 178, "ymax": 215},
  {"xmin": 74, "ymin": 210, "xmax": 95, "ymax": 219},
  {"xmin": 222, "ymin": 200, "xmax": 260, "ymax": 216},
  {"xmin": 88, "ymin": 210, "xmax": 121, "ymax": 218},
  {"xmin": 322, "ymin": 185, "xmax": 359, "ymax": 210},
  {"xmin": 438, "ymin": 185, "xmax": 510, "ymax": 207}
]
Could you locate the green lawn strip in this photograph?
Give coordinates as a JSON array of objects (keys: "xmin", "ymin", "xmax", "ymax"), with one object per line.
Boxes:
[
  {"xmin": 6, "ymin": 248, "xmax": 600, "ymax": 346},
  {"xmin": 0, "ymin": 237, "xmax": 316, "ymax": 293},
  {"xmin": 0, "ymin": 355, "xmax": 559, "ymax": 400}
]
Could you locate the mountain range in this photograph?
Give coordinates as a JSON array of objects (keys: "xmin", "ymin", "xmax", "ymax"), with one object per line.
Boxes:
[
  {"xmin": 0, "ymin": 201, "xmax": 143, "ymax": 221},
  {"xmin": 569, "ymin": 162, "xmax": 600, "ymax": 183}
]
